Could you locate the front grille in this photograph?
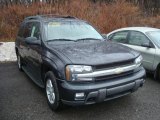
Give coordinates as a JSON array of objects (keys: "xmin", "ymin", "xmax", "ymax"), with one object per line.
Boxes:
[
  {"xmin": 93, "ymin": 59, "xmax": 134, "ymax": 70},
  {"xmin": 92, "ymin": 59, "xmax": 135, "ymax": 82},
  {"xmin": 95, "ymin": 70, "xmax": 134, "ymax": 82}
]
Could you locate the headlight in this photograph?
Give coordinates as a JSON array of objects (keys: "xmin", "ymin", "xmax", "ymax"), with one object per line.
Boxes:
[
  {"xmin": 135, "ymin": 55, "xmax": 143, "ymax": 66},
  {"xmin": 65, "ymin": 65, "xmax": 93, "ymax": 81}
]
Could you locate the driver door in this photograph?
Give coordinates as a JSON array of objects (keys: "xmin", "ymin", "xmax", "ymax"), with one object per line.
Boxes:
[{"xmin": 24, "ymin": 21, "xmax": 43, "ymax": 86}]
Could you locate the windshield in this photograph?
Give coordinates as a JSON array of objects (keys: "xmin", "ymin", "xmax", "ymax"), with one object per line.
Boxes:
[
  {"xmin": 44, "ymin": 21, "xmax": 103, "ymax": 42},
  {"xmin": 146, "ymin": 31, "xmax": 160, "ymax": 48}
]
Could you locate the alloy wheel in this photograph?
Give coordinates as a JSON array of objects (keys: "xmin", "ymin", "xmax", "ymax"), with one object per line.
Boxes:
[{"xmin": 46, "ymin": 79, "xmax": 55, "ymax": 104}]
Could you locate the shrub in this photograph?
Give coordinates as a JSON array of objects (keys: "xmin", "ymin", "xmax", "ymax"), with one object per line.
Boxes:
[{"xmin": 0, "ymin": 0, "xmax": 159, "ymax": 42}]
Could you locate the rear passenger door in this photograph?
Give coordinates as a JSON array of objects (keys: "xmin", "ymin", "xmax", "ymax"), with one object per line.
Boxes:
[
  {"xmin": 16, "ymin": 22, "xmax": 25, "ymax": 60},
  {"xmin": 19, "ymin": 22, "xmax": 33, "ymax": 65},
  {"xmin": 127, "ymin": 31, "xmax": 156, "ymax": 71}
]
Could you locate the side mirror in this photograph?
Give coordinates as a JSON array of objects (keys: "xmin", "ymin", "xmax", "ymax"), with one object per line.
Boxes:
[
  {"xmin": 25, "ymin": 37, "xmax": 41, "ymax": 45},
  {"xmin": 101, "ymin": 34, "xmax": 108, "ymax": 40},
  {"xmin": 141, "ymin": 42, "xmax": 151, "ymax": 48}
]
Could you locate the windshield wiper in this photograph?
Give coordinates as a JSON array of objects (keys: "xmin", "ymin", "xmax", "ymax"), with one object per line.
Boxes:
[
  {"xmin": 46, "ymin": 39, "xmax": 75, "ymax": 42},
  {"xmin": 46, "ymin": 38, "xmax": 102, "ymax": 43},
  {"xmin": 75, "ymin": 38, "xmax": 102, "ymax": 42}
]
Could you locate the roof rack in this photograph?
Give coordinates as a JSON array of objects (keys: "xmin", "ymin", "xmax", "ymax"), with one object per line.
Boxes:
[
  {"xmin": 39, "ymin": 14, "xmax": 76, "ymax": 19},
  {"xmin": 24, "ymin": 14, "xmax": 76, "ymax": 21},
  {"xmin": 24, "ymin": 16, "xmax": 41, "ymax": 21}
]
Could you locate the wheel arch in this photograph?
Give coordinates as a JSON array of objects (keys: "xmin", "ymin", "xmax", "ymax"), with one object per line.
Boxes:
[
  {"xmin": 154, "ymin": 63, "xmax": 160, "ymax": 79},
  {"xmin": 42, "ymin": 60, "xmax": 61, "ymax": 83},
  {"xmin": 157, "ymin": 63, "xmax": 160, "ymax": 70},
  {"xmin": 15, "ymin": 47, "xmax": 18, "ymax": 55}
]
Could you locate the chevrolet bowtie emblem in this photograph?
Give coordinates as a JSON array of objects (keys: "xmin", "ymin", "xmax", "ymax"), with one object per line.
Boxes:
[{"xmin": 115, "ymin": 68, "xmax": 124, "ymax": 74}]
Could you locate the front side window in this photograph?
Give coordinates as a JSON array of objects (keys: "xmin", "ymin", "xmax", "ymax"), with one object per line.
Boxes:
[
  {"xmin": 109, "ymin": 31, "xmax": 129, "ymax": 43},
  {"xmin": 30, "ymin": 22, "xmax": 40, "ymax": 40},
  {"xmin": 146, "ymin": 31, "xmax": 160, "ymax": 48},
  {"xmin": 128, "ymin": 31, "xmax": 150, "ymax": 46},
  {"xmin": 23, "ymin": 22, "xmax": 40, "ymax": 39},
  {"xmin": 44, "ymin": 21, "xmax": 103, "ymax": 42}
]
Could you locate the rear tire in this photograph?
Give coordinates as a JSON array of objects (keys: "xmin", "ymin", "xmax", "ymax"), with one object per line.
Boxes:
[
  {"xmin": 45, "ymin": 71, "xmax": 62, "ymax": 111},
  {"xmin": 17, "ymin": 53, "xmax": 23, "ymax": 71}
]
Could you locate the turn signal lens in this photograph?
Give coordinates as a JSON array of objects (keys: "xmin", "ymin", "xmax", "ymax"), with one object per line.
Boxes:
[{"xmin": 65, "ymin": 66, "xmax": 70, "ymax": 81}]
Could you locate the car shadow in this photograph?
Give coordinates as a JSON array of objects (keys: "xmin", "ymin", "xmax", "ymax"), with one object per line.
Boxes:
[{"xmin": 20, "ymin": 70, "xmax": 45, "ymax": 96}]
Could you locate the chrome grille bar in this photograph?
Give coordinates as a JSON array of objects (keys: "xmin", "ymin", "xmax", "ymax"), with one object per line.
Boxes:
[{"xmin": 76, "ymin": 64, "xmax": 140, "ymax": 78}]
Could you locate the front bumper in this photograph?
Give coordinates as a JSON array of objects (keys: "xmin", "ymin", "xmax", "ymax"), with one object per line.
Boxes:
[{"xmin": 57, "ymin": 67, "xmax": 145, "ymax": 106}]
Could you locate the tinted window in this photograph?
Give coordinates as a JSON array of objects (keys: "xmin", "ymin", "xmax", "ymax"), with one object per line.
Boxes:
[
  {"xmin": 23, "ymin": 22, "xmax": 32, "ymax": 38},
  {"xmin": 30, "ymin": 22, "xmax": 40, "ymax": 39},
  {"xmin": 128, "ymin": 31, "xmax": 149, "ymax": 46},
  {"xmin": 17, "ymin": 23, "xmax": 25, "ymax": 37},
  {"xmin": 110, "ymin": 31, "xmax": 128, "ymax": 43},
  {"xmin": 23, "ymin": 22, "xmax": 40, "ymax": 39}
]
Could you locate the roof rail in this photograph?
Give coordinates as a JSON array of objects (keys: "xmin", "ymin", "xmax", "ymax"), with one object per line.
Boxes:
[
  {"xmin": 39, "ymin": 14, "xmax": 76, "ymax": 19},
  {"xmin": 24, "ymin": 14, "xmax": 76, "ymax": 21},
  {"xmin": 24, "ymin": 16, "xmax": 41, "ymax": 21},
  {"xmin": 25, "ymin": 14, "xmax": 77, "ymax": 20}
]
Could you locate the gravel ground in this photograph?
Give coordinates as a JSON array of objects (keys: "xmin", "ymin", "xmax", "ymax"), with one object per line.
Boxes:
[
  {"xmin": 0, "ymin": 62, "xmax": 160, "ymax": 120},
  {"xmin": 0, "ymin": 42, "xmax": 16, "ymax": 62}
]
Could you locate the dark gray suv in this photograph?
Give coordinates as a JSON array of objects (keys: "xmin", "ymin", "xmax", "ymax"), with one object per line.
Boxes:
[{"xmin": 15, "ymin": 15, "xmax": 145, "ymax": 111}]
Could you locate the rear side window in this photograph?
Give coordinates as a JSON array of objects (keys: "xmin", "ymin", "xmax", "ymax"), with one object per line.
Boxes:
[
  {"xmin": 110, "ymin": 31, "xmax": 129, "ymax": 43},
  {"xmin": 17, "ymin": 23, "xmax": 25, "ymax": 37},
  {"xmin": 128, "ymin": 31, "xmax": 150, "ymax": 46}
]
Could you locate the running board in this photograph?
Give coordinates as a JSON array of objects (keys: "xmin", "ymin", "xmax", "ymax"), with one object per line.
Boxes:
[{"xmin": 22, "ymin": 66, "xmax": 44, "ymax": 88}]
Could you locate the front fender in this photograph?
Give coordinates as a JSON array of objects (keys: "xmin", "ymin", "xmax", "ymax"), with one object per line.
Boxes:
[{"xmin": 42, "ymin": 55, "xmax": 66, "ymax": 81}]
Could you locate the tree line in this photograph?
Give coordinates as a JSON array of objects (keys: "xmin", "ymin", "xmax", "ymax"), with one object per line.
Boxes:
[
  {"xmin": 127, "ymin": 0, "xmax": 160, "ymax": 15},
  {"xmin": 95, "ymin": 0, "xmax": 160, "ymax": 15},
  {"xmin": 0, "ymin": 0, "xmax": 159, "ymax": 15}
]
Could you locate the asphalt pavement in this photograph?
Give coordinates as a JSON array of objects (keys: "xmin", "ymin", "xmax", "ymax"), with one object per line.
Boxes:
[{"xmin": 0, "ymin": 62, "xmax": 160, "ymax": 120}]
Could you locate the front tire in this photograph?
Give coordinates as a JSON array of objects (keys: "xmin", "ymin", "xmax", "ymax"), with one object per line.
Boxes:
[
  {"xmin": 156, "ymin": 68, "xmax": 160, "ymax": 81},
  {"xmin": 45, "ymin": 71, "xmax": 62, "ymax": 111}
]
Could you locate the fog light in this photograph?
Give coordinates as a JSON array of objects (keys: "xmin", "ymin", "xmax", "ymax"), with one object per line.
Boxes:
[{"xmin": 75, "ymin": 93, "xmax": 85, "ymax": 100}]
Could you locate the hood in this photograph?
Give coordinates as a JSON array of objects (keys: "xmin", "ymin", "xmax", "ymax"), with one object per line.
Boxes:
[{"xmin": 47, "ymin": 41, "xmax": 139, "ymax": 65}]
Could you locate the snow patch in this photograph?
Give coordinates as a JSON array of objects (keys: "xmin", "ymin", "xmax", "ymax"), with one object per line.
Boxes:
[{"xmin": 0, "ymin": 42, "xmax": 17, "ymax": 62}]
